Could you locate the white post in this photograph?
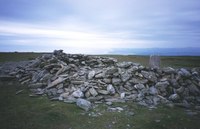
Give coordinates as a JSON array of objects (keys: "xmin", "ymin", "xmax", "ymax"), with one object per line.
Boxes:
[{"xmin": 149, "ymin": 55, "xmax": 160, "ymax": 69}]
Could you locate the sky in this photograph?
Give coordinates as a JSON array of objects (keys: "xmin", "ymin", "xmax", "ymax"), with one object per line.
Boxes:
[{"xmin": 0, "ymin": 0, "xmax": 200, "ymax": 54}]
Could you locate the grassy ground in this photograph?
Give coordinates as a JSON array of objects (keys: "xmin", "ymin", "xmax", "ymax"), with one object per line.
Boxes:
[
  {"xmin": 1, "ymin": 52, "xmax": 199, "ymax": 68},
  {"xmin": 0, "ymin": 52, "xmax": 200, "ymax": 129},
  {"xmin": 100, "ymin": 55, "xmax": 200, "ymax": 68},
  {"xmin": 0, "ymin": 79, "xmax": 200, "ymax": 129},
  {"xmin": 0, "ymin": 52, "xmax": 44, "ymax": 62}
]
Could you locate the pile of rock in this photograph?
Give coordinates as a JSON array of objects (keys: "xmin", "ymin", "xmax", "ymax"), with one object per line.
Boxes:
[{"xmin": 9, "ymin": 50, "xmax": 200, "ymax": 110}]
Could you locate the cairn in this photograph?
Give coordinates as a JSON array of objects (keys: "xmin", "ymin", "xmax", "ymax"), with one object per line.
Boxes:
[{"xmin": 9, "ymin": 50, "xmax": 200, "ymax": 110}]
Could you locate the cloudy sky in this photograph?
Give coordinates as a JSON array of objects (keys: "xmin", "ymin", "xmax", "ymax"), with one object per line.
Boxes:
[{"xmin": 0, "ymin": 0, "xmax": 200, "ymax": 54}]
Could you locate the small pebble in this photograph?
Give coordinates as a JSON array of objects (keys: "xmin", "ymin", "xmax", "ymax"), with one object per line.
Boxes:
[{"xmin": 155, "ymin": 120, "xmax": 161, "ymax": 123}]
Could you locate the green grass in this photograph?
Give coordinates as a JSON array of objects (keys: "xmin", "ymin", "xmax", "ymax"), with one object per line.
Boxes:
[
  {"xmin": 1, "ymin": 52, "xmax": 200, "ymax": 68},
  {"xmin": 0, "ymin": 79, "xmax": 200, "ymax": 129},
  {"xmin": 0, "ymin": 52, "xmax": 45, "ymax": 62},
  {"xmin": 100, "ymin": 55, "xmax": 200, "ymax": 68}
]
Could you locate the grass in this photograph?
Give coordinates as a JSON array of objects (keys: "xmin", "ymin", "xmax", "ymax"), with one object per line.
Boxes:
[
  {"xmin": 0, "ymin": 52, "xmax": 44, "ymax": 62},
  {"xmin": 0, "ymin": 79, "xmax": 200, "ymax": 129},
  {"xmin": 100, "ymin": 55, "xmax": 200, "ymax": 68},
  {"xmin": 0, "ymin": 52, "xmax": 200, "ymax": 129},
  {"xmin": 1, "ymin": 52, "xmax": 200, "ymax": 68}
]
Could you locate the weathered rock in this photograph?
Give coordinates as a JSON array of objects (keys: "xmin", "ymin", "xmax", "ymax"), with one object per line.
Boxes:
[
  {"xmin": 121, "ymin": 72, "xmax": 132, "ymax": 82},
  {"xmin": 105, "ymin": 67, "xmax": 118, "ymax": 75},
  {"xmin": 47, "ymin": 77, "xmax": 67, "ymax": 89},
  {"xmin": 76, "ymin": 98, "xmax": 92, "ymax": 111},
  {"xmin": 155, "ymin": 81, "xmax": 169, "ymax": 87},
  {"xmin": 46, "ymin": 88, "xmax": 57, "ymax": 97},
  {"xmin": 98, "ymin": 90, "xmax": 109, "ymax": 95},
  {"xmin": 170, "ymin": 79, "xmax": 179, "ymax": 88},
  {"xmin": 129, "ymin": 78, "xmax": 148, "ymax": 84},
  {"xmin": 71, "ymin": 80, "xmax": 84, "ymax": 85},
  {"xmin": 188, "ymin": 84, "xmax": 200, "ymax": 95},
  {"xmin": 53, "ymin": 49, "xmax": 63, "ymax": 56},
  {"xmin": 128, "ymin": 66, "xmax": 139, "ymax": 73},
  {"xmin": 179, "ymin": 68, "xmax": 191, "ymax": 77},
  {"xmin": 125, "ymin": 94, "xmax": 137, "ymax": 100},
  {"xmin": 84, "ymin": 90, "xmax": 90, "ymax": 98},
  {"xmin": 134, "ymin": 84, "xmax": 145, "ymax": 90},
  {"xmin": 63, "ymin": 96, "xmax": 77, "ymax": 103},
  {"xmin": 16, "ymin": 90, "xmax": 24, "ymax": 95},
  {"xmin": 149, "ymin": 86, "xmax": 158, "ymax": 95},
  {"xmin": 105, "ymin": 98, "xmax": 125, "ymax": 103},
  {"xmin": 0, "ymin": 75, "xmax": 15, "ymax": 81},
  {"xmin": 138, "ymin": 65, "xmax": 145, "ymax": 70},
  {"xmin": 87, "ymin": 96, "xmax": 103, "ymax": 102},
  {"xmin": 105, "ymin": 101, "xmax": 112, "ymax": 105},
  {"xmin": 108, "ymin": 107, "xmax": 124, "ymax": 112},
  {"xmin": 60, "ymin": 92, "xmax": 70, "ymax": 99},
  {"xmin": 107, "ymin": 84, "xmax": 116, "ymax": 95},
  {"xmin": 141, "ymin": 71, "xmax": 157, "ymax": 82},
  {"xmin": 155, "ymin": 81, "xmax": 169, "ymax": 93},
  {"xmin": 89, "ymin": 88, "xmax": 98, "ymax": 97},
  {"xmin": 176, "ymin": 87, "xmax": 185, "ymax": 94},
  {"xmin": 117, "ymin": 62, "xmax": 132, "ymax": 68},
  {"xmin": 72, "ymin": 90, "xmax": 84, "ymax": 98},
  {"xmin": 88, "ymin": 70, "xmax": 96, "ymax": 79},
  {"xmin": 32, "ymin": 70, "xmax": 48, "ymax": 83},
  {"xmin": 56, "ymin": 83, "xmax": 64, "ymax": 89},
  {"xmin": 101, "ymin": 57, "xmax": 117, "ymax": 65},
  {"xmin": 57, "ymin": 89, "xmax": 64, "ymax": 94},
  {"xmin": 55, "ymin": 65, "xmax": 69, "ymax": 76},
  {"xmin": 120, "ymin": 92, "xmax": 125, "ymax": 99},
  {"xmin": 103, "ymin": 78, "xmax": 112, "ymax": 84},
  {"xmin": 163, "ymin": 67, "xmax": 175, "ymax": 74},
  {"xmin": 169, "ymin": 94, "xmax": 180, "ymax": 101},
  {"xmin": 95, "ymin": 72, "xmax": 105, "ymax": 79},
  {"xmin": 112, "ymin": 78, "xmax": 121, "ymax": 86},
  {"xmin": 126, "ymin": 111, "xmax": 135, "ymax": 116}
]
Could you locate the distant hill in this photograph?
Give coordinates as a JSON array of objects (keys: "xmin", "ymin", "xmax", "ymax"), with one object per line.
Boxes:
[{"xmin": 109, "ymin": 48, "xmax": 200, "ymax": 56}]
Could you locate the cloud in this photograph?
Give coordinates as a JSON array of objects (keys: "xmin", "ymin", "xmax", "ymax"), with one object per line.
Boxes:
[{"xmin": 0, "ymin": 0, "xmax": 200, "ymax": 53}]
